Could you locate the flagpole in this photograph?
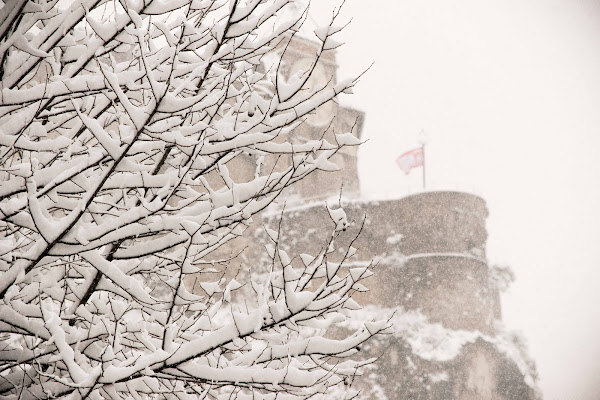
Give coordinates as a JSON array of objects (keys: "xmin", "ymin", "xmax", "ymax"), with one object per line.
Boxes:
[
  {"xmin": 422, "ymin": 142, "xmax": 426, "ymax": 190},
  {"xmin": 418, "ymin": 129, "xmax": 427, "ymax": 191}
]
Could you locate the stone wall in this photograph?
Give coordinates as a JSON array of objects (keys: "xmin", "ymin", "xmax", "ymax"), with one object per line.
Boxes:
[
  {"xmin": 245, "ymin": 191, "xmax": 537, "ymax": 399},
  {"xmin": 259, "ymin": 192, "xmax": 499, "ymax": 333},
  {"xmin": 181, "ymin": 33, "xmax": 538, "ymax": 399}
]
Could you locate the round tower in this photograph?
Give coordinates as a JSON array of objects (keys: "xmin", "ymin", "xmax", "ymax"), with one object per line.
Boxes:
[
  {"xmin": 255, "ymin": 191, "xmax": 500, "ymax": 334},
  {"xmin": 247, "ymin": 191, "xmax": 535, "ymax": 399},
  {"xmin": 390, "ymin": 191, "xmax": 498, "ymax": 334}
]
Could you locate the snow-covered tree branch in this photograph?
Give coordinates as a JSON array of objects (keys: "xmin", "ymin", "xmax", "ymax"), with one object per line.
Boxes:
[{"xmin": 0, "ymin": 1, "xmax": 387, "ymax": 398}]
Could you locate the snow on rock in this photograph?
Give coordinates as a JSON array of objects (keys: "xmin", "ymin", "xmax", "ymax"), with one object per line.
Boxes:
[
  {"xmin": 339, "ymin": 305, "xmax": 538, "ymax": 387},
  {"xmin": 386, "ymin": 233, "xmax": 403, "ymax": 245}
]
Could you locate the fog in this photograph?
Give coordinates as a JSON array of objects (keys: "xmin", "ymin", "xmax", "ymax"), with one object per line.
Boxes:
[{"xmin": 312, "ymin": 0, "xmax": 600, "ymax": 398}]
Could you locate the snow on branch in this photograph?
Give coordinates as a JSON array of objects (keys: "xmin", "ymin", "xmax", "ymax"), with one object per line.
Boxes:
[{"xmin": 0, "ymin": 1, "xmax": 382, "ymax": 399}]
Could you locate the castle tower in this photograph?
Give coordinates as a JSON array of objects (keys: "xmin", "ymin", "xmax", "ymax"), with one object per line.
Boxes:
[
  {"xmin": 388, "ymin": 191, "xmax": 500, "ymax": 334},
  {"xmin": 277, "ymin": 36, "xmax": 364, "ymax": 200},
  {"xmin": 186, "ymin": 35, "xmax": 538, "ymax": 399},
  {"xmin": 257, "ymin": 193, "xmax": 537, "ymax": 399}
]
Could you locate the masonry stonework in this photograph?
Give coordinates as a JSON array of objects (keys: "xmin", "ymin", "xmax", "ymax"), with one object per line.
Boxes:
[{"xmin": 185, "ymin": 36, "xmax": 539, "ymax": 400}]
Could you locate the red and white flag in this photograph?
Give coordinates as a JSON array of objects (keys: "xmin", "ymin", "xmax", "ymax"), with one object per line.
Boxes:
[{"xmin": 396, "ymin": 147, "xmax": 424, "ymax": 175}]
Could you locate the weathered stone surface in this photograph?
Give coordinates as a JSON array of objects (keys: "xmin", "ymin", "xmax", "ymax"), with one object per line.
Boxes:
[{"xmin": 184, "ymin": 35, "xmax": 539, "ymax": 400}]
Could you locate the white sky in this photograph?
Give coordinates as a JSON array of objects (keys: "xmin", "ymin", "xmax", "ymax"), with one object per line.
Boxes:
[{"xmin": 312, "ymin": 0, "xmax": 600, "ymax": 398}]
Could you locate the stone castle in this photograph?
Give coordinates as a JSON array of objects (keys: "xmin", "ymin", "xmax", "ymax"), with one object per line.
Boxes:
[
  {"xmin": 15, "ymin": 14, "xmax": 538, "ymax": 398},
  {"xmin": 187, "ymin": 37, "xmax": 539, "ymax": 399}
]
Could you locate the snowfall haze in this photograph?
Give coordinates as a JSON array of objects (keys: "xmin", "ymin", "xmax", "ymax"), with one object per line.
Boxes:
[
  {"xmin": 1, "ymin": 0, "xmax": 599, "ymax": 399},
  {"xmin": 311, "ymin": 0, "xmax": 600, "ymax": 399}
]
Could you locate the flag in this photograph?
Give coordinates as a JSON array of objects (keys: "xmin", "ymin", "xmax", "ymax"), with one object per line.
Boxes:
[{"xmin": 396, "ymin": 147, "xmax": 424, "ymax": 175}]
